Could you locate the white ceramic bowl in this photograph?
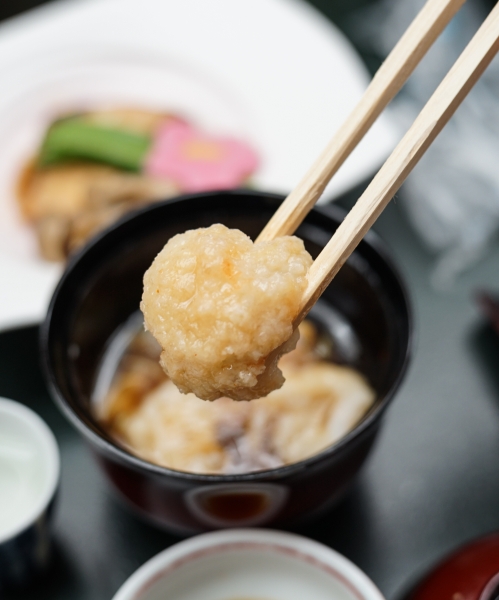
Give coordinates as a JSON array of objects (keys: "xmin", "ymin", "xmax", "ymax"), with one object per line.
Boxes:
[
  {"xmin": 112, "ymin": 529, "xmax": 385, "ymax": 600},
  {"xmin": 0, "ymin": 398, "xmax": 60, "ymax": 589}
]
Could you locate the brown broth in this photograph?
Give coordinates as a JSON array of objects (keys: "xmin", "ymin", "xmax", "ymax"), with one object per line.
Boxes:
[{"xmin": 92, "ymin": 303, "xmax": 375, "ymax": 475}]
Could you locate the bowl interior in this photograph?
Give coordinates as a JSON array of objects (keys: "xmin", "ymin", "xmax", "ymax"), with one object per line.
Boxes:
[
  {"xmin": 112, "ymin": 530, "xmax": 384, "ymax": 600},
  {"xmin": 133, "ymin": 546, "xmax": 359, "ymax": 600},
  {"xmin": 43, "ymin": 191, "xmax": 410, "ymax": 472}
]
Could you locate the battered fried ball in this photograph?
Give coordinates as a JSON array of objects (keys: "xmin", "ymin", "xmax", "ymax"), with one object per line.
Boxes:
[{"xmin": 141, "ymin": 224, "xmax": 312, "ymax": 401}]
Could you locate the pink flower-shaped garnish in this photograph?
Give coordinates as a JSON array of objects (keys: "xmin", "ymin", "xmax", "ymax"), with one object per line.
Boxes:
[{"xmin": 145, "ymin": 121, "xmax": 259, "ymax": 192}]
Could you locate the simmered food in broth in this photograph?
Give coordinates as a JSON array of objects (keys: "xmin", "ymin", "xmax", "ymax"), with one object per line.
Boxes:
[{"xmin": 95, "ymin": 319, "xmax": 375, "ymax": 475}]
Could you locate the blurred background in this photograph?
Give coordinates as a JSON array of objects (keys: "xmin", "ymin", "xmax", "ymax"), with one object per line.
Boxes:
[
  {"xmin": 1, "ymin": 1, "xmax": 499, "ymax": 599},
  {"xmin": 2, "ymin": 0, "xmax": 498, "ymax": 286}
]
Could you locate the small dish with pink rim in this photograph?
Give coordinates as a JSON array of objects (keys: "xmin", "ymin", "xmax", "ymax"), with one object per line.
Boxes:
[{"xmin": 111, "ymin": 529, "xmax": 385, "ymax": 600}]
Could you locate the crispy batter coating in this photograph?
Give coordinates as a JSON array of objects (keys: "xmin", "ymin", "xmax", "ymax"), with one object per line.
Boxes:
[
  {"xmin": 18, "ymin": 162, "xmax": 177, "ymax": 260},
  {"xmin": 141, "ymin": 224, "xmax": 313, "ymax": 401}
]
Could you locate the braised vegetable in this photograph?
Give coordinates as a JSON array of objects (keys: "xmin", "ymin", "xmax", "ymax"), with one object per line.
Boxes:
[{"xmin": 39, "ymin": 118, "xmax": 151, "ymax": 171}]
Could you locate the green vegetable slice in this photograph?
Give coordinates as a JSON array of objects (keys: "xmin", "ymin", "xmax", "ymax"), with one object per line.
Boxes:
[{"xmin": 38, "ymin": 118, "xmax": 151, "ymax": 171}]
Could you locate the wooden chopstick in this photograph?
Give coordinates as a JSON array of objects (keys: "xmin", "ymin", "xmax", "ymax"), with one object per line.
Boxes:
[
  {"xmin": 257, "ymin": 0, "xmax": 466, "ymax": 243},
  {"xmin": 296, "ymin": 0, "xmax": 499, "ymax": 324}
]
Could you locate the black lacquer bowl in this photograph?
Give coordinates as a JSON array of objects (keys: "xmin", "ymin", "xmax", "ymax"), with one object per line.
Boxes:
[{"xmin": 41, "ymin": 190, "xmax": 412, "ymax": 534}]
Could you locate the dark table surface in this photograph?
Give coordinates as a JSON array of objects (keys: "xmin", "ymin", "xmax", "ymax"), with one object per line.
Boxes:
[{"xmin": 1, "ymin": 1, "xmax": 499, "ymax": 599}]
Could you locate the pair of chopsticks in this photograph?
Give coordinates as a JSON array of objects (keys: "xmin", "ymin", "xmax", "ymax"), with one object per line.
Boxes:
[{"xmin": 257, "ymin": 0, "xmax": 499, "ymax": 324}]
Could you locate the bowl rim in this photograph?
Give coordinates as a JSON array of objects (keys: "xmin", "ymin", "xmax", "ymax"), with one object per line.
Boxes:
[
  {"xmin": 41, "ymin": 189, "xmax": 413, "ymax": 482},
  {"xmin": 111, "ymin": 528, "xmax": 386, "ymax": 600},
  {"xmin": 0, "ymin": 397, "xmax": 60, "ymax": 545}
]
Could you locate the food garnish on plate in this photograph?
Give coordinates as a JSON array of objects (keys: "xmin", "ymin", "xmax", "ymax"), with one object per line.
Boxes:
[{"xmin": 17, "ymin": 108, "xmax": 259, "ymax": 261}]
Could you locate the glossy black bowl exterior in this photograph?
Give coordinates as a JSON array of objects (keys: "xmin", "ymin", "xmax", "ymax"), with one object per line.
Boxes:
[{"xmin": 41, "ymin": 190, "xmax": 411, "ymax": 534}]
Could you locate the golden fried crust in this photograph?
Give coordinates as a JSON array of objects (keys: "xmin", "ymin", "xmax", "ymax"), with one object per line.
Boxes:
[
  {"xmin": 18, "ymin": 163, "xmax": 123, "ymax": 221},
  {"xmin": 141, "ymin": 224, "xmax": 313, "ymax": 401},
  {"xmin": 17, "ymin": 162, "xmax": 178, "ymax": 260}
]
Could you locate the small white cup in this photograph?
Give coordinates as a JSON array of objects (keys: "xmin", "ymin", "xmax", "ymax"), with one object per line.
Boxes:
[
  {"xmin": 112, "ymin": 529, "xmax": 385, "ymax": 600},
  {"xmin": 0, "ymin": 397, "xmax": 60, "ymax": 590}
]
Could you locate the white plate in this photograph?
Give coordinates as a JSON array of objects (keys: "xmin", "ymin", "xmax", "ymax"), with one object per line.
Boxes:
[
  {"xmin": 0, "ymin": 0, "xmax": 397, "ymax": 331},
  {"xmin": 111, "ymin": 529, "xmax": 386, "ymax": 600}
]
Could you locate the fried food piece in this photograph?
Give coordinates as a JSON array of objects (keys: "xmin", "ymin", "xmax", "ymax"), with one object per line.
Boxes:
[
  {"xmin": 19, "ymin": 163, "xmax": 177, "ymax": 221},
  {"xmin": 18, "ymin": 163, "xmax": 113, "ymax": 221},
  {"xmin": 141, "ymin": 224, "xmax": 312, "ymax": 401},
  {"xmin": 66, "ymin": 203, "xmax": 131, "ymax": 254},
  {"xmin": 18, "ymin": 163, "xmax": 178, "ymax": 260},
  {"xmin": 35, "ymin": 215, "xmax": 71, "ymax": 262}
]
